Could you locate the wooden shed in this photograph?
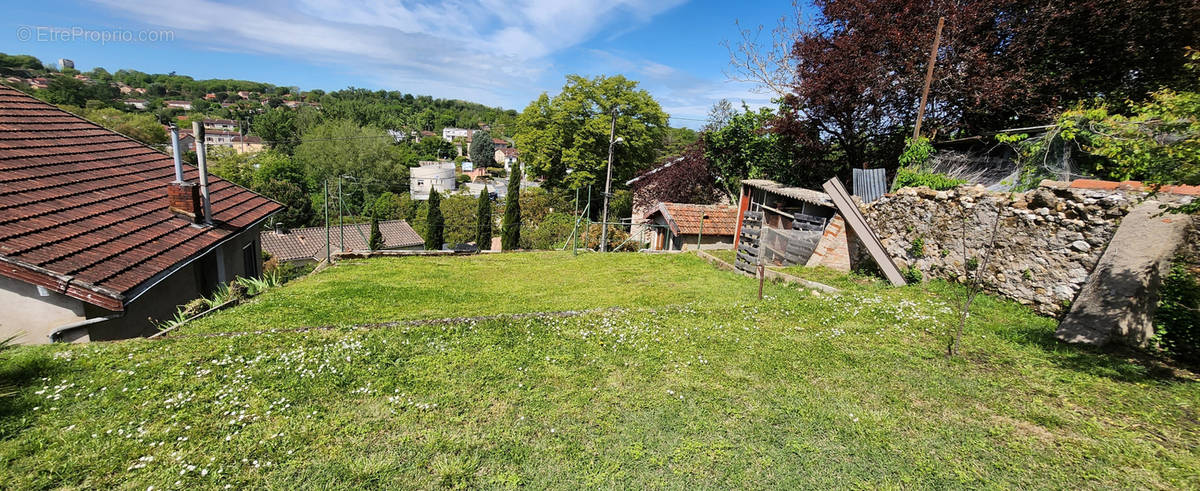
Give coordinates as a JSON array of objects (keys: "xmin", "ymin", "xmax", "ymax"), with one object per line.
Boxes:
[{"xmin": 732, "ymin": 179, "xmax": 845, "ymax": 274}]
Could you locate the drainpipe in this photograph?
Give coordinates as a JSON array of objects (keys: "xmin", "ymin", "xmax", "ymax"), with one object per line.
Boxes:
[
  {"xmin": 169, "ymin": 124, "xmax": 184, "ymax": 182},
  {"xmin": 48, "ymin": 314, "xmax": 122, "ymax": 343},
  {"xmin": 192, "ymin": 122, "xmax": 213, "ymax": 225}
]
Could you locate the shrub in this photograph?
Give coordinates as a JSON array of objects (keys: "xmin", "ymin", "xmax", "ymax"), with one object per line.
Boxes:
[
  {"xmin": 1155, "ymin": 261, "xmax": 1199, "ymax": 364},
  {"xmin": 901, "ymin": 266, "xmax": 923, "ymax": 284},
  {"xmin": 909, "ymin": 237, "xmax": 926, "ymax": 258},
  {"xmin": 891, "ymin": 168, "xmax": 967, "ymax": 191}
]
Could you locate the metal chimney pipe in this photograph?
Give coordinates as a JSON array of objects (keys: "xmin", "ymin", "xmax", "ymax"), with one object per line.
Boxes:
[
  {"xmin": 192, "ymin": 122, "xmax": 213, "ymax": 225},
  {"xmin": 169, "ymin": 124, "xmax": 184, "ymax": 182}
]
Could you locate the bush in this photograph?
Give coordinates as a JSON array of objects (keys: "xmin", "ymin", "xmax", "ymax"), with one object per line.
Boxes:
[
  {"xmin": 891, "ymin": 168, "xmax": 966, "ymax": 191},
  {"xmin": 521, "ymin": 212, "xmax": 575, "ymax": 250},
  {"xmin": 901, "ymin": 266, "xmax": 923, "ymax": 284},
  {"xmin": 1155, "ymin": 261, "xmax": 1199, "ymax": 364},
  {"xmin": 579, "ymin": 223, "xmax": 641, "ymax": 252}
]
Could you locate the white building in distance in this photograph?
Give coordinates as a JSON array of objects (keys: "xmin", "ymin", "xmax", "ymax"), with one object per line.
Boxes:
[
  {"xmin": 410, "ymin": 161, "xmax": 457, "ymax": 200},
  {"xmin": 442, "ymin": 127, "xmax": 473, "ymax": 142}
]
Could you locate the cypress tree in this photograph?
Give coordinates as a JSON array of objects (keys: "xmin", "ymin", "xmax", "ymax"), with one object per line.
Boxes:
[
  {"xmin": 425, "ymin": 188, "xmax": 444, "ymax": 250},
  {"xmin": 501, "ymin": 164, "xmax": 521, "ymax": 250},
  {"xmin": 368, "ymin": 213, "xmax": 383, "ymax": 251},
  {"xmin": 475, "ymin": 186, "xmax": 492, "ymax": 250}
]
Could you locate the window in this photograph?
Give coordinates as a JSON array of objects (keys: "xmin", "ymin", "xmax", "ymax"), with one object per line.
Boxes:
[{"xmin": 242, "ymin": 242, "xmax": 259, "ymax": 279}]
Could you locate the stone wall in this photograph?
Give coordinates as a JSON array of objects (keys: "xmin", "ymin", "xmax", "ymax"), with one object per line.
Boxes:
[{"xmin": 858, "ymin": 181, "xmax": 1195, "ymax": 317}]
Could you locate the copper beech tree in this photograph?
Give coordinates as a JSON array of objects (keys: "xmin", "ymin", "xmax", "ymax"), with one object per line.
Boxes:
[{"xmin": 732, "ymin": 0, "xmax": 1199, "ymax": 171}]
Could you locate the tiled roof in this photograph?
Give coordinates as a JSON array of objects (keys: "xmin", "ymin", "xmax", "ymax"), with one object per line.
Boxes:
[
  {"xmin": 741, "ymin": 179, "xmax": 834, "ymax": 206},
  {"xmin": 260, "ymin": 220, "xmax": 424, "ymax": 261},
  {"xmin": 0, "ymin": 85, "xmax": 282, "ymax": 311},
  {"xmin": 645, "ymin": 203, "xmax": 738, "ymax": 236}
]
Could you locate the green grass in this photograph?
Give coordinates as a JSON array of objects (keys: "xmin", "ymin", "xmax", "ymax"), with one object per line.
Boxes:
[
  {"xmin": 1, "ymin": 252, "xmax": 1196, "ymax": 488},
  {"xmin": 184, "ymin": 252, "xmax": 770, "ymax": 335}
]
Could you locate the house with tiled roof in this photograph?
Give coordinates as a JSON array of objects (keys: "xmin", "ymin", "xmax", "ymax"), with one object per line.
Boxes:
[
  {"xmin": 643, "ymin": 203, "xmax": 738, "ymax": 251},
  {"xmin": 261, "ymin": 221, "xmax": 423, "ymax": 264},
  {"xmin": 0, "ymin": 85, "xmax": 282, "ymax": 344}
]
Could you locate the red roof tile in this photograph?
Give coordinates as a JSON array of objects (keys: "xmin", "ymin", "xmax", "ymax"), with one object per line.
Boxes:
[
  {"xmin": 261, "ymin": 220, "xmax": 423, "ymax": 262},
  {"xmin": 0, "ymin": 85, "xmax": 282, "ymax": 311},
  {"xmin": 645, "ymin": 203, "xmax": 738, "ymax": 236}
]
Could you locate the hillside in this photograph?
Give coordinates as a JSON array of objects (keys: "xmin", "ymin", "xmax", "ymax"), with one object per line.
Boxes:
[{"xmin": 1, "ymin": 253, "xmax": 1196, "ymax": 488}]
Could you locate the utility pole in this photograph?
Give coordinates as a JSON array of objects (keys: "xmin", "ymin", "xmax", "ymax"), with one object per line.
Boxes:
[
  {"xmin": 338, "ymin": 176, "xmax": 344, "ymax": 253},
  {"xmin": 324, "ymin": 180, "xmax": 330, "ymax": 263},
  {"xmin": 913, "ymin": 16, "xmax": 945, "ymax": 140},
  {"xmin": 600, "ymin": 107, "xmax": 618, "ymax": 252}
]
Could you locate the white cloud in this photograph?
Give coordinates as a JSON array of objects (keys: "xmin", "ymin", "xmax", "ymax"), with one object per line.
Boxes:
[{"xmin": 88, "ymin": 0, "xmax": 766, "ymax": 126}]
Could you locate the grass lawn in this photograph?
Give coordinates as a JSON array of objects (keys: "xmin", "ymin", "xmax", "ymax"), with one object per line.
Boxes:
[
  {"xmin": 183, "ymin": 252, "xmax": 775, "ymax": 335},
  {"xmin": 1, "ymin": 252, "xmax": 1196, "ymax": 488}
]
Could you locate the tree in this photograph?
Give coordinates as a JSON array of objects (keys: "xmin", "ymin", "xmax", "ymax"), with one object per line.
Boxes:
[
  {"xmin": 257, "ymin": 179, "xmax": 315, "ymax": 229},
  {"xmin": 475, "ymin": 187, "xmax": 492, "ymax": 249},
  {"xmin": 293, "ymin": 120, "xmax": 409, "ymax": 193},
  {"xmin": 514, "ymin": 74, "xmax": 668, "ymax": 189},
  {"xmin": 704, "ymin": 103, "xmax": 833, "ymax": 197},
  {"xmin": 630, "ymin": 140, "xmax": 723, "ymax": 209},
  {"xmin": 368, "ymin": 214, "xmax": 383, "ymax": 251},
  {"xmin": 469, "ymin": 129, "xmax": 496, "ymax": 168},
  {"xmin": 501, "ymin": 164, "xmax": 521, "ymax": 250},
  {"xmin": 251, "ymin": 151, "xmax": 305, "ymax": 191},
  {"xmin": 735, "ymin": 0, "xmax": 1200, "ymax": 172},
  {"xmin": 252, "ymin": 108, "xmax": 297, "ymax": 154},
  {"xmin": 424, "ymin": 188, "xmax": 444, "ymax": 250},
  {"xmin": 440, "ymin": 194, "xmax": 478, "ymax": 246}
]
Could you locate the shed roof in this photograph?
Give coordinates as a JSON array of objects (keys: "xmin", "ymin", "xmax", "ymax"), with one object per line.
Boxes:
[
  {"xmin": 741, "ymin": 179, "xmax": 834, "ymax": 207},
  {"xmin": 260, "ymin": 220, "xmax": 423, "ymax": 262},
  {"xmin": 0, "ymin": 85, "xmax": 282, "ymax": 311},
  {"xmin": 645, "ymin": 203, "xmax": 738, "ymax": 237}
]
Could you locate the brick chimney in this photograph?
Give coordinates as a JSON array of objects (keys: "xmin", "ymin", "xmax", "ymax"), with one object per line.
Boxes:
[{"xmin": 167, "ymin": 182, "xmax": 204, "ymax": 223}]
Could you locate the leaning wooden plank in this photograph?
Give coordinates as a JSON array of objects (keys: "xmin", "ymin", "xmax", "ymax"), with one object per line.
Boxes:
[{"xmin": 821, "ymin": 178, "xmax": 906, "ymax": 286}]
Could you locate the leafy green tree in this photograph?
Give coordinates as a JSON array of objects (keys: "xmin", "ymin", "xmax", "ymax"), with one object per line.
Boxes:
[
  {"xmin": 475, "ymin": 187, "xmax": 492, "ymax": 248},
  {"xmin": 205, "ymin": 147, "xmax": 257, "ymax": 188},
  {"xmin": 425, "ymin": 188, "xmax": 444, "ymax": 250},
  {"xmin": 469, "ymin": 129, "xmax": 496, "ymax": 168},
  {"xmin": 514, "ymin": 74, "xmax": 667, "ymax": 189},
  {"xmin": 368, "ymin": 214, "xmax": 383, "ymax": 251},
  {"xmin": 257, "ymin": 179, "xmax": 315, "ymax": 229},
  {"xmin": 703, "ymin": 103, "xmax": 836, "ymax": 197},
  {"xmin": 412, "ymin": 135, "xmax": 455, "ymax": 161},
  {"xmin": 251, "ymin": 151, "xmax": 305, "ymax": 190},
  {"xmin": 252, "ymin": 108, "xmax": 298, "ymax": 154},
  {"xmin": 501, "ymin": 164, "xmax": 522, "ymax": 250},
  {"xmin": 440, "ymin": 194, "xmax": 478, "ymax": 246},
  {"xmin": 293, "ymin": 120, "xmax": 410, "ymax": 193}
]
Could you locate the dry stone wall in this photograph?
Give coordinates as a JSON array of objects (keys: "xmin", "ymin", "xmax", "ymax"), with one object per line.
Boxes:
[{"xmin": 859, "ymin": 182, "xmax": 1194, "ymax": 317}]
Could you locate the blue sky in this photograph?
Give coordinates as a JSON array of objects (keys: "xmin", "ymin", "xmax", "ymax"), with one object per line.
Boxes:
[{"xmin": 1, "ymin": 0, "xmax": 801, "ymax": 128}]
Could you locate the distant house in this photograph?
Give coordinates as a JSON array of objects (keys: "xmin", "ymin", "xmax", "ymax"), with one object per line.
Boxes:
[
  {"xmin": 123, "ymin": 99, "xmax": 148, "ymax": 110},
  {"xmin": 237, "ymin": 90, "xmax": 251, "ymax": 99},
  {"xmin": 203, "ymin": 118, "xmax": 238, "ymax": 132},
  {"xmin": 164, "ymin": 100, "xmax": 193, "ymax": 110},
  {"xmin": 410, "ymin": 161, "xmax": 457, "ymax": 199},
  {"xmin": 204, "ymin": 130, "xmax": 238, "ymax": 147},
  {"xmin": 261, "ymin": 221, "xmax": 424, "ymax": 264},
  {"xmin": 495, "ymin": 148, "xmax": 518, "ymax": 172},
  {"xmin": 643, "ymin": 203, "xmax": 739, "ymax": 251},
  {"xmin": 492, "ymin": 138, "xmax": 510, "ymax": 150},
  {"xmin": 28, "ymin": 78, "xmax": 49, "ymax": 89},
  {"xmin": 442, "ymin": 127, "xmax": 473, "ymax": 142},
  {"xmin": 232, "ymin": 135, "xmax": 265, "ymax": 154},
  {"xmin": 0, "ymin": 86, "xmax": 281, "ymax": 344},
  {"xmin": 204, "ymin": 93, "xmax": 218, "ymax": 100}
]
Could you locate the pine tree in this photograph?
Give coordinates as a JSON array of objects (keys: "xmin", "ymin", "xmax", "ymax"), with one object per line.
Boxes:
[
  {"xmin": 425, "ymin": 188, "xmax": 444, "ymax": 250},
  {"xmin": 501, "ymin": 164, "xmax": 521, "ymax": 250},
  {"xmin": 368, "ymin": 213, "xmax": 383, "ymax": 251},
  {"xmin": 475, "ymin": 186, "xmax": 492, "ymax": 250}
]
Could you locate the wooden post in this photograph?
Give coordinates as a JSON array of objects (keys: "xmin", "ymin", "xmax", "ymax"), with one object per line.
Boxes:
[
  {"xmin": 913, "ymin": 16, "xmax": 944, "ymax": 140},
  {"xmin": 757, "ymin": 264, "xmax": 765, "ymax": 300}
]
